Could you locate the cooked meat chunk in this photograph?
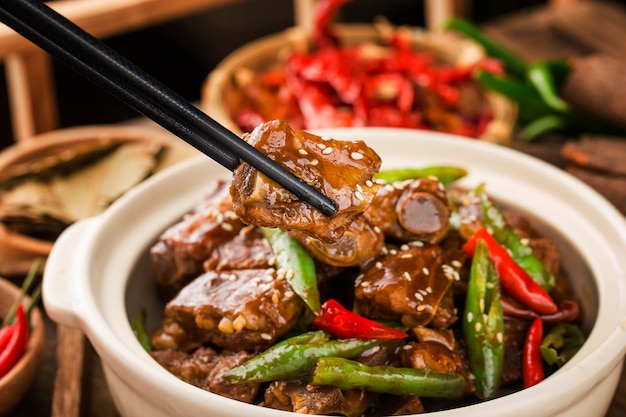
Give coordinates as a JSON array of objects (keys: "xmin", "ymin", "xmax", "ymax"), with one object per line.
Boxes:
[
  {"xmin": 158, "ymin": 269, "xmax": 305, "ymax": 351},
  {"xmin": 501, "ymin": 317, "xmax": 530, "ymax": 385},
  {"xmin": 203, "ymin": 225, "xmax": 272, "ymax": 272},
  {"xmin": 400, "ymin": 341, "xmax": 470, "ymax": 386},
  {"xmin": 365, "ymin": 178, "xmax": 450, "ymax": 244},
  {"xmin": 150, "ymin": 180, "xmax": 244, "ymax": 297},
  {"xmin": 354, "ymin": 243, "xmax": 463, "ymax": 328},
  {"xmin": 230, "ymin": 120, "xmax": 382, "ymax": 243},
  {"xmin": 150, "ymin": 347, "xmax": 259, "ymax": 402},
  {"xmin": 290, "ymin": 216, "xmax": 384, "ymax": 267},
  {"xmin": 263, "ymin": 380, "xmax": 372, "ymax": 417}
]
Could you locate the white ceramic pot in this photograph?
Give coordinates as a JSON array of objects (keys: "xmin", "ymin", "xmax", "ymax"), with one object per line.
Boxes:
[{"xmin": 43, "ymin": 128, "xmax": 626, "ymax": 417}]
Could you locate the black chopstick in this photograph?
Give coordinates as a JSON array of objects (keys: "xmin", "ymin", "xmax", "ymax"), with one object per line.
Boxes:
[{"xmin": 0, "ymin": 0, "xmax": 337, "ymax": 216}]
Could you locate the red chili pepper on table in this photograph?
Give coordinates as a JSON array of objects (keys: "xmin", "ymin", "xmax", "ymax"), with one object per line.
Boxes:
[
  {"xmin": 314, "ymin": 299, "xmax": 408, "ymax": 340},
  {"xmin": 523, "ymin": 317, "xmax": 545, "ymax": 388},
  {"xmin": 463, "ymin": 227, "xmax": 558, "ymax": 315},
  {"xmin": 0, "ymin": 304, "xmax": 30, "ymax": 378}
]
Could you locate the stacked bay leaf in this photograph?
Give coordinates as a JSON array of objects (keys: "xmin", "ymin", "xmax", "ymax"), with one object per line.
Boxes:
[{"xmin": 0, "ymin": 138, "xmax": 191, "ymax": 242}]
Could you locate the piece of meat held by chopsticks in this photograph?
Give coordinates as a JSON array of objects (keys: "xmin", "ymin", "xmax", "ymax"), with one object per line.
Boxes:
[{"xmin": 231, "ymin": 120, "xmax": 382, "ymax": 243}]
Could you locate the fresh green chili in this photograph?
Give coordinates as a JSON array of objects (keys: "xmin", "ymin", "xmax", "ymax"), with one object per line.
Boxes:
[
  {"xmin": 463, "ymin": 239, "xmax": 505, "ymax": 400},
  {"xmin": 130, "ymin": 309, "xmax": 152, "ymax": 352},
  {"xmin": 540, "ymin": 324, "xmax": 585, "ymax": 367},
  {"xmin": 262, "ymin": 227, "xmax": 321, "ymax": 314},
  {"xmin": 375, "ymin": 165, "xmax": 468, "ymax": 185},
  {"xmin": 224, "ymin": 331, "xmax": 384, "ymax": 383},
  {"xmin": 310, "ymin": 357, "xmax": 468, "ymax": 398},
  {"xmin": 477, "ymin": 186, "xmax": 555, "ymax": 291}
]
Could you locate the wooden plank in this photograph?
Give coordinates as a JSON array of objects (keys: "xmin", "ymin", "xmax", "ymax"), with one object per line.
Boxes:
[
  {"xmin": 5, "ymin": 50, "xmax": 59, "ymax": 142},
  {"xmin": 51, "ymin": 326, "xmax": 86, "ymax": 417},
  {"xmin": 0, "ymin": 0, "xmax": 245, "ymax": 58}
]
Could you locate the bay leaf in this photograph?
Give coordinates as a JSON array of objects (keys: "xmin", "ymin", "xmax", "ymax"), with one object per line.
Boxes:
[{"xmin": 51, "ymin": 141, "xmax": 163, "ymax": 221}]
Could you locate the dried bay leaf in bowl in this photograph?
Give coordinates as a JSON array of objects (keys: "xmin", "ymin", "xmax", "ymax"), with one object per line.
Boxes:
[{"xmin": 0, "ymin": 140, "xmax": 164, "ymax": 241}]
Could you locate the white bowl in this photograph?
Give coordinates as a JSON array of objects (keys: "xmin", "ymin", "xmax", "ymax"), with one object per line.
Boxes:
[{"xmin": 43, "ymin": 128, "xmax": 626, "ymax": 417}]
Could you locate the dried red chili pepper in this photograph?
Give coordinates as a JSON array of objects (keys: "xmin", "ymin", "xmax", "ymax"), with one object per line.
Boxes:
[
  {"xmin": 314, "ymin": 299, "xmax": 408, "ymax": 340},
  {"xmin": 523, "ymin": 317, "xmax": 545, "ymax": 388},
  {"xmin": 501, "ymin": 295, "xmax": 579, "ymax": 325},
  {"xmin": 463, "ymin": 227, "xmax": 558, "ymax": 315},
  {"xmin": 0, "ymin": 304, "xmax": 29, "ymax": 378}
]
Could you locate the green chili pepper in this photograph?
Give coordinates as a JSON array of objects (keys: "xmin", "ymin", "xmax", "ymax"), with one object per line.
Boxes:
[
  {"xmin": 474, "ymin": 70, "xmax": 553, "ymax": 123},
  {"xmin": 262, "ymin": 227, "xmax": 321, "ymax": 314},
  {"xmin": 477, "ymin": 186, "xmax": 555, "ymax": 292},
  {"xmin": 443, "ymin": 18, "xmax": 528, "ymax": 78},
  {"xmin": 540, "ymin": 324, "xmax": 585, "ymax": 367},
  {"xmin": 130, "ymin": 309, "xmax": 152, "ymax": 352},
  {"xmin": 375, "ymin": 166, "xmax": 467, "ymax": 185},
  {"xmin": 463, "ymin": 239, "xmax": 504, "ymax": 400},
  {"xmin": 224, "ymin": 331, "xmax": 384, "ymax": 383},
  {"xmin": 526, "ymin": 62, "xmax": 570, "ymax": 113},
  {"xmin": 310, "ymin": 357, "xmax": 468, "ymax": 397}
]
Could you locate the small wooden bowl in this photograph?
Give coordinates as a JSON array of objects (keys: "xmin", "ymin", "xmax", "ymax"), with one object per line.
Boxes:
[
  {"xmin": 202, "ymin": 24, "xmax": 517, "ymax": 143},
  {"xmin": 0, "ymin": 124, "xmax": 198, "ymax": 275},
  {"xmin": 0, "ymin": 277, "xmax": 45, "ymax": 417}
]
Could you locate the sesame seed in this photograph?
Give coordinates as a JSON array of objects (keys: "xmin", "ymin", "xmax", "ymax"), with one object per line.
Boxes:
[
  {"xmin": 385, "ymin": 184, "xmax": 395, "ymax": 192},
  {"xmin": 467, "ymin": 312, "xmax": 473, "ymax": 322},
  {"xmin": 389, "ymin": 249, "xmax": 398, "ymax": 255},
  {"xmin": 361, "ymin": 281, "xmax": 370, "ymax": 287},
  {"xmin": 375, "ymin": 262, "xmax": 383, "ymax": 269},
  {"xmin": 298, "ymin": 148, "xmax": 309, "ymax": 155},
  {"xmin": 422, "ymin": 267, "xmax": 430, "ymax": 276},
  {"xmin": 417, "ymin": 305, "xmax": 426, "ymax": 312},
  {"xmin": 356, "ymin": 184, "xmax": 364, "ymax": 193},
  {"xmin": 272, "ymin": 293, "xmax": 280, "ymax": 304},
  {"xmin": 221, "ymin": 222, "xmax": 234, "ymax": 232},
  {"xmin": 261, "ymin": 333, "xmax": 272, "ymax": 341},
  {"xmin": 403, "ymin": 272, "xmax": 412, "ymax": 281},
  {"xmin": 310, "ymin": 159, "xmax": 319, "ymax": 166},
  {"xmin": 229, "ymin": 274, "xmax": 237, "ymax": 281},
  {"xmin": 354, "ymin": 190, "xmax": 365, "ymax": 201},
  {"xmin": 224, "ymin": 210, "xmax": 239, "ymax": 220},
  {"xmin": 254, "ymin": 253, "xmax": 265, "ymax": 261},
  {"xmin": 451, "ymin": 260, "xmax": 462, "ymax": 268},
  {"xmin": 284, "ymin": 290, "xmax": 294, "ymax": 298},
  {"xmin": 366, "ymin": 180, "xmax": 374, "ymax": 187},
  {"xmin": 268, "ymin": 256, "xmax": 276, "ymax": 266},
  {"xmin": 419, "ymin": 289, "xmax": 428, "ymax": 296},
  {"xmin": 351, "ymin": 151, "xmax": 364, "ymax": 160},
  {"xmin": 373, "ymin": 226, "xmax": 381, "ymax": 234},
  {"xmin": 400, "ymin": 244, "xmax": 409, "ymax": 251},
  {"xmin": 520, "ymin": 238, "xmax": 530, "ymax": 246},
  {"xmin": 322, "ymin": 147, "xmax": 334, "ymax": 155},
  {"xmin": 475, "ymin": 322, "xmax": 482, "ymax": 332},
  {"xmin": 415, "ymin": 292, "xmax": 424, "ymax": 301},
  {"xmin": 317, "ymin": 143, "xmax": 327, "ymax": 150},
  {"xmin": 425, "ymin": 286, "xmax": 432, "ymax": 293},
  {"xmin": 496, "ymin": 332, "xmax": 504, "ymax": 344},
  {"xmin": 216, "ymin": 213, "xmax": 224, "ymax": 223},
  {"xmin": 401, "ymin": 253, "xmax": 413, "ymax": 259},
  {"xmin": 285, "ymin": 269, "xmax": 295, "ymax": 280}
]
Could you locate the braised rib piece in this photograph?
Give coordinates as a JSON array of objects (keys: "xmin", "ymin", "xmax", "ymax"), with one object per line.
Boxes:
[
  {"xmin": 150, "ymin": 347, "xmax": 260, "ymax": 403},
  {"xmin": 290, "ymin": 216, "xmax": 385, "ymax": 267},
  {"xmin": 150, "ymin": 180, "xmax": 244, "ymax": 297},
  {"xmin": 152, "ymin": 268, "xmax": 305, "ymax": 352},
  {"xmin": 354, "ymin": 243, "xmax": 464, "ymax": 328},
  {"xmin": 203, "ymin": 225, "xmax": 273, "ymax": 272},
  {"xmin": 230, "ymin": 119, "xmax": 382, "ymax": 243},
  {"xmin": 365, "ymin": 178, "xmax": 450, "ymax": 244}
]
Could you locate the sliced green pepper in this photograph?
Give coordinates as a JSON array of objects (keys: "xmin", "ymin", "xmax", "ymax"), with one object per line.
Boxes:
[
  {"xmin": 463, "ymin": 239, "xmax": 504, "ymax": 400},
  {"xmin": 526, "ymin": 61, "xmax": 570, "ymax": 113},
  {"xmin": 224, "ymin": 331, "xmax": 384, "ymax": 383},
  {"xmin": 130, "ymin": 309, "xmax": 152, "ymax": 352},
  {"xmin": 375, "ymin": 165, "xmax": 467, "ymax": 185},
  {"xmin": 477, "ymin": 186, "xmax": 555, "ymax": 292},
  {"xmin": 310, "ymin": 357, "xmax": 468, "ymax": 397},
  {"xmin": 540, "ymin": 324, "xmax": 585, "ymax": 367},
  {"xmin": 262, "ymin": 227, "xmax": 321, "ymax": 314}
]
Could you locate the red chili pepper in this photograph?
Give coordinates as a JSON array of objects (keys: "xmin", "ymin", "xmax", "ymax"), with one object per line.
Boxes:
[
  {"xmin": 523, "ymin": 317, "xmax": 544, "ymax": 388},
  {"xmin": 463, "ymin": 227, "xmax": 558, "ymax": 315},
  {"xmin": 0, "ymin": 304, "xmax": 29, "ymax": 378},
  {"xmin": 314, "ymin": 299, "xmax": 408, "ymax": 340}
]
